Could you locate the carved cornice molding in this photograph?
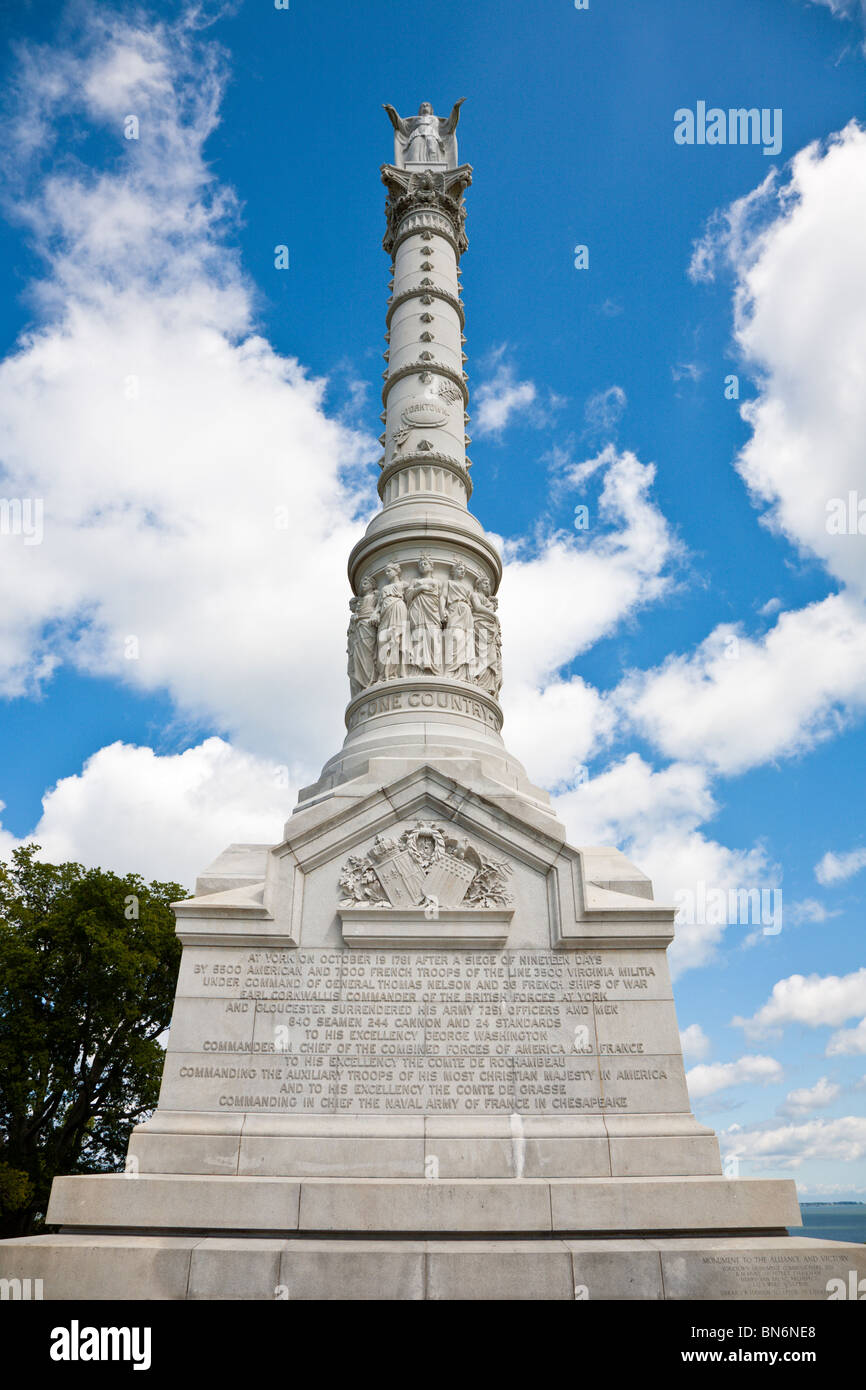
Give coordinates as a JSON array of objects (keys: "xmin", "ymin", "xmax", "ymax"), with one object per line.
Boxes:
[
  {"xmin": 388, "ymin": 217, "xmax": 459, "ymax": 259},
  {"xmin": 382, "ymin": 360, "xmax": 469, "ymax": 408},
  {"xmin": 347, "ymin": 523, "xmax": 503, "ymax": 593},
  {"xmin": 385, "ymin": 285, "xmax": 465, "ymax": 330},
  {"xmin": 378, "ymin": 449, "xmax": 472, "ymax": 500}
]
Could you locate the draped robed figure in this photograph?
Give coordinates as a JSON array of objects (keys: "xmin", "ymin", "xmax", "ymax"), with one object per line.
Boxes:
[
  {"xmin": 377, "ymin": 563, "xmax": 411, "ymax": 680},
  {"xmin": 347, "ymin": 576, "xmax": 379, "ymax": 695},
  {"xmin": 406, "ymin": 555, "xmax": 443, "ymax": 674},
  {"xmin": 470, "ymin": 577, "xmax": 502, "ymax": 696},
  {"xmin": 441, "ymin": 561, "xmax": 475, "ymax": 682}
]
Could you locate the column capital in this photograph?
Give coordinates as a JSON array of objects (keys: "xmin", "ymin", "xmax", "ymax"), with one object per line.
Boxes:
[{"xmin": 381, "ymin": 164, "xmax": 473, "ymax": 258}]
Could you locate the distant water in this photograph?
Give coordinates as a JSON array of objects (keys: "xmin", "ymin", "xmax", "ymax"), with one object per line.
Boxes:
[{"xmin": 789, "ymin": 1205, "xmax": 866, "ymax": 1244}]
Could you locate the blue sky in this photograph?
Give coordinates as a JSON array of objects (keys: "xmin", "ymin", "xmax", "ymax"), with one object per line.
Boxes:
[{"xmin": 0, "ymin": 0, "xmax": 865, "ymax": 1196}]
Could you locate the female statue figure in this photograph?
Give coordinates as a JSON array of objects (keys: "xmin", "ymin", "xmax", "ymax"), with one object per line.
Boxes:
[
  {"xmin": 470, "ymin": 576, "xmax": 503, "ymax": 696},
  {"xmin": 440, "ymin": 560, "xmax": 475, "ymax": 682},
  {"xmin": 382, "ymin": 99, "xmax": 465, "ymax": 170},
  {"xmin": 376, "ymin": 563, "xmax": 410, "ymax": 680},
  {"xmin": 405, "ymin": 555, "xmax": 443, "ymax": 674},
  {"xmin": 347, "ymin": 576, "xmax": 379, "ymax": 696}
]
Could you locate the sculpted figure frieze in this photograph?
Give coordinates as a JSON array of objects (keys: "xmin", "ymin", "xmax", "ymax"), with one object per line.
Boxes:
[
  {"xmin": 470, "ymin": 577, "xmax": 503, "ymax": 696},
  {"xmin": 347, "ymin": 556, "xmax": 504, "ymax": 698},
  {"xmin": 346, "ymin": 575, "xmax": 379, "ymax": 697},
  {"xmin": 406, "ymin": 554, "xmax": 442, "ymax": 674},
  {"xmin": 377, "ymin": 563, "xmax": 410, "ymax": 680},
  {"xmin": 441, "ymin": 560, "xmax": 475, "ymax": 683}
]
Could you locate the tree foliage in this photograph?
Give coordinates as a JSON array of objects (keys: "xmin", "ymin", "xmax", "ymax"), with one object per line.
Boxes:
[{"xmin": 0, "ymin": 846, "xmax": 185, "ymax": 1235}]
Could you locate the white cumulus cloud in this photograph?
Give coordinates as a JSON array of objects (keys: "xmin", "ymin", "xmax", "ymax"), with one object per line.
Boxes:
[
  {"xmin": 473, "ymin": 356, "xmax": 537, "ymax": 436},
  {"xmin": 779, "ymin": 1076, "xmax": 841, "ymax": 1115},
  {"xmin": 815, "ymin": 846, "xmax": 866, "ymax": 885},
  {"xmin": 620, "ymin": 594, "xmax": 866, "ymax": 776},
  {"xmin": 686, "ymin": 1055, "xmax": 783, "ymax": 1101},
  {"xmin": 680, "ymin": 1023, "xmax": 711, "ymax": 1060},
  {"xmin": 0, "ymin": 738, "xmax": 290, "ymax": 889},
  {"xmin": 721, "ymin": 1115, "xmax": 866, "ymax": 1167},
  {"xmin": 691, "ymin": 123, "xmax": 866, "ymax": 595},
  {"xmin": 734, "ymin": 968, "xmax": 866, "ymax": 1037},
  {"xmin": 826, "ymin": 1017, "xmax": 866, "ymax": 1056},
  {"xmin": 0, "ymin": 9, "xmax": 375, "ymax": 777}
]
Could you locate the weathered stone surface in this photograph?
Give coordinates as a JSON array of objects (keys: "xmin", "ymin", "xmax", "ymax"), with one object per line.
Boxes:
[
  {"xmin": 47, "ymin": 1174, "xmax": 301, "ymax": 1232},
  {"xmin": 188, "ymin": 1238, "xmax": 286, "ymax": 1301},
  {"xmin": 2, "ymin": 1234, "xmax": 861, "ymax": 1300},
  {"xmin": 565, "ymin": 1240, "xmax": 665, "ymax": 1300},
  {"xmin": 0, "ymin": 1234, "xmax": 199, "ymax": 1300},
  {"xmin": 43, "ymin": 1172, "xmax": 801, "ymax": 1236},
  {"xmin": 426, "ymin": 1241, "xmax": 574, "ymax": 1300},
  {"xmin": 296, "ymin": 1177, "xmax": 553, "ymax": 1233},
  {"xmin": 279, "ymin": 1240, "xmax": 425, "ymax": 1301},
  {"xmin": 549, "ymin": 1176, "xmax": 800, "ymax": 1233},
  {"xmin": 237, "ymin": 1135, "xmax": 425, "ymax": 1178}
]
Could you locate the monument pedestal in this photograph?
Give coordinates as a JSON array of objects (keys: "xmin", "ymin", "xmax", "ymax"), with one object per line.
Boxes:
[{"xmin": 2, "ymin": 763, "xmax": 863, "ymax": 1300}]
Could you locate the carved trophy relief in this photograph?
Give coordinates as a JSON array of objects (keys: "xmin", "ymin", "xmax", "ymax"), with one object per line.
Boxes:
[
  {"xmin": 437, "ymin": 379, "xmax": 462, "ymax": 405},
  {"xmin": 339, "ymin": 820, "xmax": 512, "ymax": 910}
]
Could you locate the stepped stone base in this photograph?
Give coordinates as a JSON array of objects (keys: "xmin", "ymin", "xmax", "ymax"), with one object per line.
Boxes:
[
  {"xmin": 2, "ymin": 1171, "xmax": 863, "ymax": 1301},
  {"xmin": 41, "ymin": 1172, "xmax": 801, "ymax": 1234},
  {"xmin": 126, "ymin": 1112, "xmax": 725, "ymax": 1181},
  {"xmin": 1, "ymin": 1232, "xmax": 862, "ymax": 1301}
]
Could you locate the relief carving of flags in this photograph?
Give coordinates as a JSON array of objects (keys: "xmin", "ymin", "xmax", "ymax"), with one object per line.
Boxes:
[
  {"xmin": 372, "ymin": 849, "xmax": 426, "ymax": 907},
  {"xmin": 422, "ymin": 853, "xmax": 476, "ymax": 908}
]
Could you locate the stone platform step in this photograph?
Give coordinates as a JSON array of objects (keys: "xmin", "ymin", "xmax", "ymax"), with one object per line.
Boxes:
[
  {"xmin": 128, "ymin": 1111, "xmax": 723, "ymax": 1179},
  {"xmin": 1, "ymin": 1234, "xmax": 863, "ymax": 1300},
  {"xmin": 47, "ymin": 1173, "xmax": 800, "ymax": 1235}
]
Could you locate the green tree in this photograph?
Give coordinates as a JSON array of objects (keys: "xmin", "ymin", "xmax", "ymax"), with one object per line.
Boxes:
[{"xmin": 0, "ymin": 845, "xmax": 185, "ymax": 1236}]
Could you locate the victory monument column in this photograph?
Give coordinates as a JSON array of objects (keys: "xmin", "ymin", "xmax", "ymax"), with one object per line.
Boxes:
[{"xmin": 1, "ymin": 99, "xmax": 863, "ymax": 1300}]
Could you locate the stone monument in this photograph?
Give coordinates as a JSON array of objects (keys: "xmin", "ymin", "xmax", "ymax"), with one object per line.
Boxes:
[{"xmin": 2, "ymin": 100, "xmax": 864, "ymax": 1301}]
